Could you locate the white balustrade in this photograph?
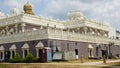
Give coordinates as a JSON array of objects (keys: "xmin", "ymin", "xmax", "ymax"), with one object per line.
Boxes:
[{"xmin": 0, "ymin": 28, "xmax": 120, "ymax": 45}]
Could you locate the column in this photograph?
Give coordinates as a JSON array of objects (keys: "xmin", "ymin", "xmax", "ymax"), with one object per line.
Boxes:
[
  {"xmin": 88, "ymin": 49, "xmax": 90, "ymax": 57},
  {"xmin": 6, "ymin": 26, "xmax": 9, "ymax": 35},
  {"xmin": 67, "ymin": 28, "xmax": 69, "ymax": 39},
  {"xmin": 100, "ymin": 30, "xmax": 104, "ymax": 37},
  {"xmin": 40, "ymin": 26, "xmax": 43, "ymax": 30},
  {"xmin": 61, "ymin": 29, "xmax": 63, "ymax": 39},
  {"xmin": 87, "ymin": 27, "xmax": 90, "ymax": 35},
  {"xmin": 54, "ymin": 25, "xmax": 56, "ymax": 38},
  {"xmin": 83, "ymin": 27, "xmax": 88, "ymax": 34},
  {"xmin": 36, "ymin": 48, "xmax": 39, "ymax": 58},
  {"xmin": 47, "ymin": 24, "xmax": 50, "ymax": 34},
  {"xmin": 92, "ymin": 29, "xmax": 95, "ymax": 35},
  {"xmin": 22, "ymin": 49, "xmax": 24, "ymax": 58},
  {"xmin": 10, "ymin": 50, "xmax": 12, "ymax": 59},
  {"xmin": 15, "ymin": 24, "xmax": 18, "ymax": 33},
  {"xmin": 91, "ymin": 49, "xmax": 93, "ymax": 57},
  {"xmin": 0, "ymin": 52, "xmax": 2, "ymax": 60},
  {"xmin": 21, "ymin": 23, "xmax": 26, "ymax": 32},
  {"xmin": 2, "ymin": 51, "xmax": 4, "ymax": 60}
]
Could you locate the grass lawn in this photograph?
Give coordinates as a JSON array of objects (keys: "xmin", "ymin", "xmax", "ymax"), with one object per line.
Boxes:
[
  {"xmin": 107, "ymin": 62, "xmax": 120, "ymax": 66},
  {"xmin": 0, "ymin": 64, "xmax": 102, "ymax": 68},
  {"xmin": 0, "ymin": 64, "xmax": 11, "ymax": 68}
]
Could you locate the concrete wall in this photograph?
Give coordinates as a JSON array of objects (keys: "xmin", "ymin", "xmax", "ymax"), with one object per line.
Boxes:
[{"xmin": 0, "ymin": 39, "xmax": 120, "ymax": 60}]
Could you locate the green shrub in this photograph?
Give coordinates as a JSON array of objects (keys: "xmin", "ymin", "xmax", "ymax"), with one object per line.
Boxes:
[
  {"xmin": 9, "ymin": 53, "xmax": 21, "ymax": 63},
  {"xmin": 33, "ymin": 58, "xmax": 40, "ymax": 63},
  {"xmin": 9, "ymin": 59, "xmax": 15, "ymax": 63},
  {"xmin": 23, "ymin": 53, "xmax": 34, "ymax": 63},
  {"xmin": 9, "ymin": 52, "xmax": 40, "ymax": 63}
]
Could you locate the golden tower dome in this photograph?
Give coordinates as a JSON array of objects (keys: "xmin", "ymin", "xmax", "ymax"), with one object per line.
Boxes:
[{"xmin": 23, "ymin": 2, "xmax": 34, "ymax": 15}]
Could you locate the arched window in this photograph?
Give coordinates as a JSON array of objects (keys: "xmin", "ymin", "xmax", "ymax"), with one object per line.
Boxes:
[
  {"xmin": 9, "ymin": 44, "xmax": 16, "ymax": 59},
  {"xmin": 88, "ymin": 44, "xmax": 94, "ymax": 58},
  {"xmin": 22, "ymin": 43, "xmax": 29, "ymax": 58},
  {"xmin": 35, "ymin": 42, "xmax": 44, "ymax": 58}
]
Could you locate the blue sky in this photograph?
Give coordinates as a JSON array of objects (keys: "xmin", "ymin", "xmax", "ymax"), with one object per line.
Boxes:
[{"xmin": 0, "ymin": 0, "xmax": 120, "ymax": 30}]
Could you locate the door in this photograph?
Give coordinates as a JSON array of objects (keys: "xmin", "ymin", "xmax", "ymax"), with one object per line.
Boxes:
[
  {"xmin": 75, "ymin": 49, "xmax": 78, "ymax": 59},
  {"xmin": 40, "ymin": 49, "xmax": 47, "ymax": 62},
  {"xmin": 102, "ymin": 50, "xmax": 107, "ymax": 58}
]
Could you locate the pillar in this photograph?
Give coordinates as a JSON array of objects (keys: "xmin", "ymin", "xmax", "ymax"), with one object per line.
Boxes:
[
  {"xmin": 21, "ymin": 23, "xmax": 26, "ymax": 32},
  {"xmin": 36, "ymin": 48, "xmax": 39, "ymax": 58},
  {"xmin": 10, "ymin": 50, "xmax": 12, "ymax": 59},
  {"xmin": 54, "ymin": 25, "xmax": 56, "ymax": 38},
  {"xmin": 47, "ymin": 24, "xmax": 50, "ymax": 34},
  {"xmin": 88, "ymin": 48, "xmax": 93, "ymax": 57},
  {"xmin": 22, "ymin": 49, "xmax": 25, "ymax": 58},
  {"xmin": 40, "ymin": 26, "xmax": 43, "ymax": 30},
  {"xmin": 72, "ymin": 30, "xmax": 75, "ymax": 39},
  {"xmin": 15, "ymin": 24, "xmax": 18, "ymax": 33},
  {"xmin": 6, "ymin": 26, "xmax": 9, "ymax": 35},
  {"xmin": 67, "ymin": 28, "xmax": 69, "ymax": 39},
  {"xmin": 88, "ymin": 49, "xmax": 90, "ymax": 57},
  {"xmin": 2, "ymin": 51, "xmax": 4, "ymax": 60},
  {"xmin": 0, "ymin": 52, "xmax": 2, "ymax": 60},
  {"xmin": 83, "ymin": 27, "xmax": 87, "ymax": 34},
  {"xmin": 61, "ymin": 29, "xmax": 63, "ymax": 39},
  {"xmin": 10, "ymin": 50, "xmax": 16, "ymax": 59},
  {"xmin": 91, "ymin": 49, "xmax": 93, "ymax": 57}
]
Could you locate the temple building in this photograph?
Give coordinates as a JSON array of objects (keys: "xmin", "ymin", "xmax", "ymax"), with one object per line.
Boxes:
[{"xmin": 0, "ymin": 2, "xmax": 120, "ymax": 61}]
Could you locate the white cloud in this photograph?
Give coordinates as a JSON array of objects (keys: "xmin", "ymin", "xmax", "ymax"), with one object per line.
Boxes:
[
  {"xmin": 40, "ymin": 0, "xmax": 120, "ymax": 30},
  {"xmin": 3, "ymin": 0, "xmax": 41, "ymax": 12}
]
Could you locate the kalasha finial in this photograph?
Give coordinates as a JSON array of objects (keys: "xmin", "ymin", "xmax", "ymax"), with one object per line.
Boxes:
[{"xmin": 23, "ymin": 1, "xmax": 35, "ymax": 15}]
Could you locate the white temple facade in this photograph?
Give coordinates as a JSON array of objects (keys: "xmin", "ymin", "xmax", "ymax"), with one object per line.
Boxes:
[{"xmin": 0, "ymin": 2, "xmax": 120, "ymax": 61}]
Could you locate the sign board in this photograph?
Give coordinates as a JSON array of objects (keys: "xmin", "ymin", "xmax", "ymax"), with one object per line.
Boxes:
[{"xmin": 52, "ymin": 52, "xmax": 62, "ymax": 60}]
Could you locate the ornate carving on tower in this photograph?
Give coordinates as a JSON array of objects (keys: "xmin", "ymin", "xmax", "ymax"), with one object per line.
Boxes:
[
  {"xmin": 10, "ymin": 7, "xmax": 20, "ymax": 16},
  {"xmin": 23, "ymin": 2, "xmax": 34, "ymax": 15}
]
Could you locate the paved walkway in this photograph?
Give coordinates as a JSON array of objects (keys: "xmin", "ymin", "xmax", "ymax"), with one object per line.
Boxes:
[
  {"xmin": 79, "ymin": 59, "xmax": 120, "ymax": 66},
  {"xmin": 1, "ymin": 59, "xmax": 120, "ymax": 66}
]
